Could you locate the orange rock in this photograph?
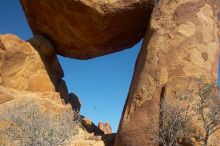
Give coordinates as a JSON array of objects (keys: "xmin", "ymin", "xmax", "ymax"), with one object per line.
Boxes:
[
  {"xmin": 115, "ymin": 0, "xmax": 220, "ymax": 146},
  {"xmin": 0, "ymin": 34, "xmax": 55, "ymax": 92},
  {"xmin": 20, "ymin": 0, "xmax": 154, "ymax": 59},
  {"xmin": 28, "ymin": 35, "xmax": 69, "ymax": 100},
  {"xmin": 81, "ymin": 118, "xmax": 104, "ymax": 135},
  {"xmin": 98, "ymin": 122, "xmax": 112, "ymax": 134},
  {"xmin": 0, "ymin": 34, "xmax": 70, "ymax": 101}
]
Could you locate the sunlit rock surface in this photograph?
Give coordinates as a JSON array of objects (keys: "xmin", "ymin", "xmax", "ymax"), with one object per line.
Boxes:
[
  {"xmin": 20, "ymin": 0, "xmax": 153, "ymax": 59},
  {"xmin": 115, "ymin": 0, "xmax": 220, "ymax": 146}
]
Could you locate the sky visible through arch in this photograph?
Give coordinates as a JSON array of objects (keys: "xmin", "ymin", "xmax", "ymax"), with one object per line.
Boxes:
[{"xmin": 1, "ymin": 1, "xmax": 220, "ymax": 132}]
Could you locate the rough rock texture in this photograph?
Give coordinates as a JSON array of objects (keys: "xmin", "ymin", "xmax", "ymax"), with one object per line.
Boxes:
[
  {"xmin": 0, "ymin": 34, "xmax": 68, "ymax": 101},
  {"xmin": 81, "ymin": 118, "xmax": 104, "ymax": 135},
  {"xmin": 0, "ymin": 85, "xmax": 73, "ymax": 146},
  {"xmin": 98, "ymin": 122, "xmax": 112, "ymax": 134},
  {"xmin": 0, "ymin": 34, "xmax": 55, "ymax": 92},
  {"xmin": 115, "ymin": 0, "xmax": 220, "ymax": 146},
  {"xmin": 0, "ymin": 35, "xmax": 72, "ymax": 133},
  {"xmin": 67, "ymin": 93, "xmax": 81, "ymax": 113},
  {"xmin": 0, "ymin": 85, "xmax": 66, "ymax": 113},
  {"xmin": 68, "ymin": 128, "xmax": 105, "ymax": 146},
  {"xmin": 20, "ymin": 0, "xmax": 154, "ymax": 59},
  {"xmin": 27, "ymin": 35, "xmax": 69, "ymax": 100}
]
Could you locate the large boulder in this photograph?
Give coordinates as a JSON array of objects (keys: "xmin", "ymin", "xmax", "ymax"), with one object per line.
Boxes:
[
  {"xmin": 115, "ymin": 0, "xmax": 220, "ymax": 146},
  {"xmin": 20, "ymin": 0, "xmax": 154, "ymax": 59}
]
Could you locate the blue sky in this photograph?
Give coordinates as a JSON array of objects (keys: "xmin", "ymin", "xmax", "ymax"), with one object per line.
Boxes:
[{"xmin": 0, "ymin": 0, "xmax": 141, "ymax": 132}]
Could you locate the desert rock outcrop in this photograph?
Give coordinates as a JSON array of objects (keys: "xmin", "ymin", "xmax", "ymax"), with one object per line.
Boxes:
[
  {"xmin": 0, "ymin": 34, "xmax": 69, "ymax": 101},
  {"xmin": 98, "ymin": 122, "xmax": 112, "ymax": 134},
  {"xmin": 115, "ymin": 0, "xmax": 220, "ymax": 146},
  {"xmin": 0, "ymin": 34, "xmax": 55, "ymax": 92},
  {"xmin": 20, "ymin": 0, "xmax": 154, "ymax": 59}
]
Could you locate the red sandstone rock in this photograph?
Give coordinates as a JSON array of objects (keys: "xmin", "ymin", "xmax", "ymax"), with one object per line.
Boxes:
[{"xmin": 20, "ymin": 0, "xmax": 153, "ymax": 59}]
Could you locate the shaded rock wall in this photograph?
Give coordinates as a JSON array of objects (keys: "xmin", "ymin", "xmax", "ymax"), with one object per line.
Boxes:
[{"xmin": 115, "ymin": 0, "xmax": 220, "ymax": 146}]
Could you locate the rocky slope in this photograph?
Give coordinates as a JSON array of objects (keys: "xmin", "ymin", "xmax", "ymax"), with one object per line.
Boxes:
[{"xmin": 0, "ymin": 34, "xmax": 113, "ymax": 146}]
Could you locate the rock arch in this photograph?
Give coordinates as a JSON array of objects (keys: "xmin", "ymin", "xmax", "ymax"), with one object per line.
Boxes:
[{"xmin": 1, "ymin": 0, "xmax": 218, "ymax": 146}]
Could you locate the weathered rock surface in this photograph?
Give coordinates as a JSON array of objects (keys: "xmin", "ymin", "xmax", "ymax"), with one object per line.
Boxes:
[
  {"xmin": 81, "ymin": 118, "xmax": 104, "ymax": 135},
  {"xmin": 0, "ymin": 34, "xmax": 68, "ymax": 100},
  {"xmin": 0, "ymin": 85, "xmax": 66, "ymax": 113},
  {"xmin": 20, "ymin": 0, "xmax": 154, "ymax": 59},
  {"xmin": 0, "ymin": 34, "xmax": 54, "ymax": 92},
  {"xmin": 68, "ymin": 128, "xmax": 108, "ymax": 146},
  {"xmin": 0, "ymin": 34, "xmax": 113, "ymax": 146},
  {"xmin": 27, "ymin": 35, "xmax": 69, "ymax": 100},
  {"xmin": 0, "ymin": 35, "xmax": 72, "ymax": 141},
  {"xmin": 115, "ymin": 0, "xmax": 220, "ymax": 146},
  {"xmin": 67, "ymin": 93, "xmax": 81, "ymax": 113},
  {"xmin": 98, "ymin": 122, "xmax": 112, "ymax": 134}
]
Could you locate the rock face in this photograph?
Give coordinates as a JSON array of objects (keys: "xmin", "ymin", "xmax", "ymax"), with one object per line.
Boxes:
[
  {"xmin": 0, "ymin": 33, "xmax": 71, "ymax": 115},
  {"xmin": 0, "ymin": 34, "xmax": 69, "ymax": 101},
  {"xmin": 20, "ymin": 0, "xmax": 153, "ymax": 59},
  {"xmin": 67, "ymin": 93, "xmax": 81, "ymax": 113},
  {"xmin": 0, "ymin": 34, "xmax": 55, "ymax": 92},
  {"xmin": 98, "ymin": 122, "xmax": 112, "ymax": 134},
  {"xmin": 27, "ymin": 35, "xmax": 69, "ymax": 100},
  {"xmin": 115, "ymin": 0, "xmax": 220, "ymax": 146},
  {"xmin": 0, "ymin": 34, "xmax": 114, "ymax": 146},
  {"xmin": 0, "ymin": 85, "xmax": 66, "ymax": 113}
]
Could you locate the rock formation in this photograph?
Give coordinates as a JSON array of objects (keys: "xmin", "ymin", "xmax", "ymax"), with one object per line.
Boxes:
[
  {"xmin": 0, "ymin": 33, "xmax": 71, "ymax": 112},
  {"xmin": 0, "ymin": 34, "xmax": 73, "ymax": 145},
  {"xmin": 0, "ymin": 34, "xmax": 57, "ymax": 93},
  {"xmin": 0, "ymin": 34, "xmax": 113, "ymax": 146},
  {"xmin": 98, "ymin": 122, "xmax": 112, "ymax": 134},
  {"xmin": 67, "ymin": 93, "xmax": 81, "ymax": 113},
  {"xmin": 27, "ymin": 35, "xmax": 68, "ymax": 100},
  {"xmin": 115, "ymin": 0, "xmax": 220, "ymax": 146},
  {"xmin": 1, "ymin": 0, "xmax": 219, "ymax": 145},
  {"xmin": 0, "ymin": 34, "xmax": 69, "ymax": 102},
  {"xmin": 20, "ymin": 0, "xmax": 154, "ymax": 59}
]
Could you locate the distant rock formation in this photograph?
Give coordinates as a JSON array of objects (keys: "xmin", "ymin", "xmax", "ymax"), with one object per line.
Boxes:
[
  {"xmin": 20, "ymin": 0, "xmax": 154, "ymax": 59},
  {"xmin": 115, "ymin": 0, "xmax": 220, "ymax": 146},
  {"xmin": 98, "ymin": 122, "xmax": 112, "ymax": 134}
]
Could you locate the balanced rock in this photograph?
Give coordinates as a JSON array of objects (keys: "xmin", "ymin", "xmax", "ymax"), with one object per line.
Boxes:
[
  {"xmin": 115, "ymin": 0, "xmax": 220, "ymax": 146},
  {"xmin": 20, "ymin": 0, "xmax": 154, "ymax": 59}
]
